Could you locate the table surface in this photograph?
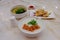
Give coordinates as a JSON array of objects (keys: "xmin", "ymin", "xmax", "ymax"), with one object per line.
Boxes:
[{"xmin": 0, "ymin": 0, "xmax": 60, "ymax": 40}]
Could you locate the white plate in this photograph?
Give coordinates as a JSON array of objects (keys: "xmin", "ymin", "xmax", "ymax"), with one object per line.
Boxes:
[{"xmin": 29, "ymin": 10, "xmax": 55, "ymax": 19}]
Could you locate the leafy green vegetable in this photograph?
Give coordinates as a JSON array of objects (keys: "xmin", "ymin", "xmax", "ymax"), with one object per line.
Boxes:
[
  {"xmin": 28, "ymin": 19, "xmax": 37, "ymax": 25},
  {"xmin": 16, "ymin": 8, "xmax": 26, "ymax": 14}
]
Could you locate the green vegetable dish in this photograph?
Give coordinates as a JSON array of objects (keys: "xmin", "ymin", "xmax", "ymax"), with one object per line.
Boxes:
[
  {"xmin": 11, "ymin": 5, "xmax": 26, "ymax": 14},
  {"xmin": 28, "ymin": 19, "xmax": 37, "ymax": 25}
]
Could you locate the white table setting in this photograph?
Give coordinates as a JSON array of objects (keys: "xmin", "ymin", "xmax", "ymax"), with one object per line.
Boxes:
[{"xmin": 0, "ymin": 0, "xmax": 60, "ymax": 40}]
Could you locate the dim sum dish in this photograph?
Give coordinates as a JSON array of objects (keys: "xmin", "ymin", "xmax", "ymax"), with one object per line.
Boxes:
[
  {"xmin": 18, "ymin": 17, "xmax": 45, "ymax": 37},
  {"xmin": 29, "ymin": 9, "xmax": 55, "ymax": 19}
]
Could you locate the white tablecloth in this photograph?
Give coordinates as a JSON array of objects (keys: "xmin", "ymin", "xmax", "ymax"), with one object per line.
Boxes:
[{"xmin": 0, "ymin": 0, "xmax": 60, "ymax": 40}]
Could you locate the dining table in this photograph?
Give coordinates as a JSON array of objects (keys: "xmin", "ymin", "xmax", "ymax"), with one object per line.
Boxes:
[{"xmin": 0, "ymin": 0, "xmax": 60, "ymax": 40}]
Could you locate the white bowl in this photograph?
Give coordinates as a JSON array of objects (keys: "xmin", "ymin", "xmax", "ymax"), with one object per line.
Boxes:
[
  {"xmin": 18, "ymin": 17, "xmax": 45, "ymax": 37},
  {"xmin": 11, "ymin": 5, "xmax": 27, "ymax": 18},
  {"xmin": 11, "ymin": 12, "xmax": 27, "ymax": 18}
]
